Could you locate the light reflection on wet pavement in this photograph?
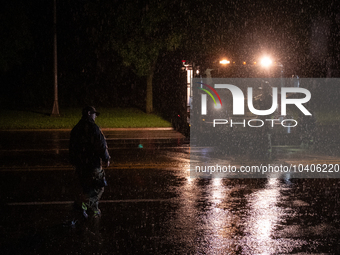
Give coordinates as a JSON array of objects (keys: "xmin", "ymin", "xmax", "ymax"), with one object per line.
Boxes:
[{"xmin": 1, "ymin": 130, "xmax": 340, "ymax": 254}]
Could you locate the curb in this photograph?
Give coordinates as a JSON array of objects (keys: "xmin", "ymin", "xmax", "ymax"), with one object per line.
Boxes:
[{"xmin": 0, "ymin": 127, "xmax": 175, "ymax": 132}]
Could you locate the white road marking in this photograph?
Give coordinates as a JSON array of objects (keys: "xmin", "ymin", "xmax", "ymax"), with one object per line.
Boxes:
[{"xmin": 8, "ymin": 198, "xmax": 177, "ymax": 206}]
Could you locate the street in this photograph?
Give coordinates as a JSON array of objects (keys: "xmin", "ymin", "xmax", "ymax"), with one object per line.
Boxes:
[{"xmin": 1, "ymin": 129, "xmax": 340, "ymax": 254}]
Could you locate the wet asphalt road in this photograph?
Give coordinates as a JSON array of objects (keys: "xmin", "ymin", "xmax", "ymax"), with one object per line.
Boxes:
[{"xmin": 1, "ymin": 129, "xmax": 340, "ymax": 254}]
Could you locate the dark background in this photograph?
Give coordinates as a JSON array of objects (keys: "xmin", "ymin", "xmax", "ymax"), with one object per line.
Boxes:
[{"xmin": 1, "ymin": 0, "xmax": 339, "ymax": 118}]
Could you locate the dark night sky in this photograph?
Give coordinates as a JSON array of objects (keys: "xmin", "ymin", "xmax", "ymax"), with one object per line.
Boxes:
[{"xmin": 0, "ymin": 0, "xmax": 339, "ymax": 111}]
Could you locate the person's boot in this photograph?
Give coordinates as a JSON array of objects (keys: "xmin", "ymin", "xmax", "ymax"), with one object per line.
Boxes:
[
  {"xmin": 82, "ymin": 202, "xmax": 89, "ymax": 219},
  {"xmin": 93, "ymin": 209, "xmax": 101, "ymax": 218}
]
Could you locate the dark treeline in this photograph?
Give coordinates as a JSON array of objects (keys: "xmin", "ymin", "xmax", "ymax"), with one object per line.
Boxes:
[{"xmin": 0, "ymin": 0, "xmax": 339, "ymax": 115}]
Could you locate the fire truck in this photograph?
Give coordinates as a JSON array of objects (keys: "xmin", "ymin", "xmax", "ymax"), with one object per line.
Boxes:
[{"xmin": 182, "ymin": 56, "xmax": 307, "ymax": 156}]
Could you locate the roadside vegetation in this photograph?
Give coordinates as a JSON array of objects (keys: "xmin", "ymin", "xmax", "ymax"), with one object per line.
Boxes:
[
  {"xmin": 0, "ymin": 108, "xmax": 172, "ymax": 129},
  {"xmin": 313, "ymin": 109, "xmax": 340, "ymax": 125}
]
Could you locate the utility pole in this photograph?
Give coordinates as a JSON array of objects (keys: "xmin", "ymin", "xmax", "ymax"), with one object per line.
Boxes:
[{"xmin": 51, "ymin": 0, "xmax": 59, "ymax": 116}]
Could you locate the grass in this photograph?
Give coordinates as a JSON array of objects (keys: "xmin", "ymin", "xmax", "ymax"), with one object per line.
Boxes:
[
  {"xmin": 0, "ymin": 108, "xmax": 172, "ymax": 129},
  {"xmin": 1, "ymin": 107, "xmax": 337, "ymax": 130},
  {"xmin": 314, "ymin": 109, "xmax": 340, "ymax": 125}
]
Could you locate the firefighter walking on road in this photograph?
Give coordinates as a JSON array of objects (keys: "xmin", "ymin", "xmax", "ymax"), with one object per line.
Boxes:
[{"xmin": 69, "ymin": 106, "xmax": 110, "ymax": 218}]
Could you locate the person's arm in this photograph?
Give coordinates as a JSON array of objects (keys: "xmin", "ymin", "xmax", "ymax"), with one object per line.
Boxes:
[{"xmin": 92, "ymin": 125, "xmax": 111, "ymax": 165}]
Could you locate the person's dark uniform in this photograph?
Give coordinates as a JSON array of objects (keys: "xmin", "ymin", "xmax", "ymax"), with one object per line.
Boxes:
[{"xmin": 69, "ymin": 106, "xmax": 110, "ymax": 218}]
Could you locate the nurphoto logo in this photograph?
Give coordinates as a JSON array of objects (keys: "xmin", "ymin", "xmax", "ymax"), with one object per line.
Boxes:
[{"xmin": 196, "ymin": 79, "xmax": 312, "ymax": 128}]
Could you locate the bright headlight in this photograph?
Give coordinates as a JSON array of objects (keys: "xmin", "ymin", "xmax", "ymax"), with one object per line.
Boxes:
[
  {"xmin": 219, "ymin": 59, "xmax": 230, "ymax": 65},
  {"xmin": 260, "ymin": 57, "xmax": 272, "ymax": 67}
]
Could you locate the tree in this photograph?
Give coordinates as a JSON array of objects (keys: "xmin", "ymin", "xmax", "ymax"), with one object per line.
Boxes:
[{"xmin": 110, "ymin": 0, "xmax": 182, "ymax": 113}]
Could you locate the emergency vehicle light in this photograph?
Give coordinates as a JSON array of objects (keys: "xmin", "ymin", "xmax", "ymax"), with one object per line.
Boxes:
[
  {"xmin": 219, "ymin": 59, "xmax": 230, "ymax": 65},
  {"xmin": 260, "ymin": 57, "xmax": 272, "ymax": 67}
]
